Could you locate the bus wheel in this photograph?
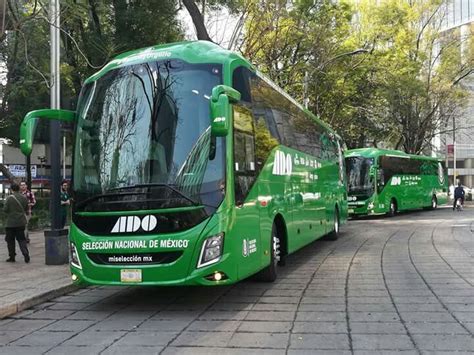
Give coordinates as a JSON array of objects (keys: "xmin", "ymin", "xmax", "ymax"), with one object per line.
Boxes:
[
  {"xmin": 258, "ymin": 223, "xmax": 279, "ymax": 282},
  {"xmin": 431, "ymin": 195, "xmax": 438, "ymax": 209},
  {"xmin": 388, "ymin": 199, "xmax": 397, "ymax": 217},
  {"xmin": 326, "ymin": 208, "xmax": 339, "ymax": 241}
]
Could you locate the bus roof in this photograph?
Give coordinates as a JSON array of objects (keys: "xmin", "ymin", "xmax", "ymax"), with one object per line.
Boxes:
[
  {"xmin": 85, "ymin": 40, "xmax": 245, "ymax": 83},
  {"xmin": 345, "ymin": 148, "xmax": 442, "ymax": 162}
]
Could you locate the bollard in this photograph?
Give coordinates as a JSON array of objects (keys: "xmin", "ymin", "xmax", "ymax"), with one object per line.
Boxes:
[{"xmin": 44, "ymin": 229, "xmax": 69, "ymax": 265}]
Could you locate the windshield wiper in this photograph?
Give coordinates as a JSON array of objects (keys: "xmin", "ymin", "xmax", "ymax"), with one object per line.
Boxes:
[
  {"xmin": 75, "ymin": 191, "xmax": 147, "ymax": 209},
  {"xmin": 108, "ymin": 183, "xmax": 200, "ymax": 206}
]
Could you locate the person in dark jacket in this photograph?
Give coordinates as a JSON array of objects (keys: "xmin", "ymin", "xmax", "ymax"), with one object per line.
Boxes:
[
  {"xmin": 453, "ymin": 181, "xmax": 465, "ymax": 210},
  {"xmin": 60, "ymin": 180, "xmax": 71, "ymax": 229},
  {"xmin": 3, "ymin": 183, "xmax": 30, "ymax": 263}
]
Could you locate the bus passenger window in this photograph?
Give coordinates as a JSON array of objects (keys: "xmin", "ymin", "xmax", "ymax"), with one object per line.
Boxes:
[
  {"xmin": 377, "ymin": 169, "xmax": 385, "ymax": 193},
  {"xmin": 254, "ymin": 116, "xmax": 279, "ymax": 168},
  {"xmin": 233, "ymin": 105, "xmax": 257, "ymax": 205},
  {"xmin": 232, "ymin": 66, "xmax": 252, "ymax": 103}
]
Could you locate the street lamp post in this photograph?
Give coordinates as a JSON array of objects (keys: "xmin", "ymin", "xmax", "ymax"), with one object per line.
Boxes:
[
  {"xmin": 44, "ymin": 0, "xmax": 68, "ymax": 265},
  {"xmin": 453, "ymin": 116, "xmax": 457, "ymax": 185},
  {"xmin": 37, "ymin": 155, "xmax": 47, "ymax": 196}
]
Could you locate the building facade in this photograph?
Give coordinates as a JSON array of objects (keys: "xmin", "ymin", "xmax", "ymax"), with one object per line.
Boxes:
[{"xmin": 437, "ymin": 0, "xmax": 474, "ymax": 188}]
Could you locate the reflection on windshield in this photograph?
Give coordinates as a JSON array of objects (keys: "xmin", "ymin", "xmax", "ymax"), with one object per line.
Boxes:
[
  {"xmin": 73, "ymin": 60, "xmax": 224, "ymax": 211},
  {"xmin": 345, "ymin": 157, "xmax": 374, "ymax": 194}
]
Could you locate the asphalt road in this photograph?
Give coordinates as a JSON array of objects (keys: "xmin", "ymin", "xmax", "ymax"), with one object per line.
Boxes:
[{"xmin": 0, "ymin": 205, "xmax": 473, "ymax": 354}]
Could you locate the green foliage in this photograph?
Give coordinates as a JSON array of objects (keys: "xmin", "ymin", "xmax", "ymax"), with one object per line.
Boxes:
[
  {"xmin": 0, "ymin": 0, "xmax": 184, "ymax": 143},
  {"xmin": 240, "ymin": 0, "xmax": 473, "ymax": 153}
]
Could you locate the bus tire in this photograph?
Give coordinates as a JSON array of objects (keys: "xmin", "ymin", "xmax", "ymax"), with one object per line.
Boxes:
[
  {"xmin": 258, "ymin": 223, "xmax": 279, "ymax": 282},
  {"xmin": 431, "ymin": 195, "xmax": 438, "ymax": 209},
  {"xmin": 326, "ymin": 207, "xmax": 339, "ymax": 241},
  {"xmin": 388, "ymin": 199, "xmax": 397, "ymax": 217}
]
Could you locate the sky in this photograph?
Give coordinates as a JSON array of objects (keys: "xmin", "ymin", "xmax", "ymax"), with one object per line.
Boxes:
[{"xmin": 179, "ymin": 6, "xmax": 239, "ymax": 49}]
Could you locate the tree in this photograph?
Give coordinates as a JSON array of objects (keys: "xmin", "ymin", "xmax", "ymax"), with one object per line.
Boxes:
[
  {"xmin": 238, "ymin": 0, "xmax": 473, "ymax": 153},
  {"xmin": 352, "ymin": 0, "xmax": 473, "ymax": 153},
  {"xmin": 0, "ymin": 0, "xmax": 184, "ymax": 181},
  {"xmin": 182, "ymin": 0, "xmax": 244, "ymax": 44},
  {"xmin": 238, "ymin": 0, "xmax": 383, "ymax": 147},
  {"xmin": 0, "ymin": 0, "xmax": 184, "ymax": 142},
  {"xmin": 182, "ymin": 0, "xmax": 212, "ymax": 41}
]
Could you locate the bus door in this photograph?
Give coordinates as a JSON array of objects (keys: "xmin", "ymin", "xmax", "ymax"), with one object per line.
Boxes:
[{"xmin": 232, "ymin": 104, "xmax": 262, "ymax": 279}]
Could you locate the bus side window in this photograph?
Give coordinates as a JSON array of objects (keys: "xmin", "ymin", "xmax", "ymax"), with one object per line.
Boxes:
[
  {"xmin": 272, "ymin": 109, "xmax": 296, "ymax": 147},
  {"xmin": 248, "ymin": 74, "xmax": 280, "ymax": 170},
  {"xmin": 377, "ymin": 168, "xmax": 385, "ymax": 193},
  {"xmin": 321, "ymin": 132, "xmax": 338, "ymax": 161},
  {"xmin": 380, "ymin": 156, "xmax": 395, "ymax": 183},
  {"xmin": 290, "ymin": 110, "xmax": 322, "ymax": 159},
  {"xmin": 232, "ymin": 66, "xmax": 252, "ymax": 104},
  {"xmin": 233, "ymin": 105, "xmax": 257, "ymax": 205}
]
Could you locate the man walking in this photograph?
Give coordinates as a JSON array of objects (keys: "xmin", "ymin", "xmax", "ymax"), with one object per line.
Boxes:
[
  {"xmin": 4, "ymin": 182, "xmax": 30, "ymax": 263},
  {"xmin": 20, "ymin": 181, "xmax": 36, "ymax": 243},
  {"xmin": 60, "ymin": 180, "xmax": 71, "ymax": 229}
]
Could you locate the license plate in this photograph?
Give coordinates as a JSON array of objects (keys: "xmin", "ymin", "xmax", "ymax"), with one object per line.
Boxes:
[
  {"xmin": 348, "ymin": 209, "xmax": 354, "ymax": 214},
  {"xmin": 121, "ymin": 269, "xmax": 142, "ymax": 283}
]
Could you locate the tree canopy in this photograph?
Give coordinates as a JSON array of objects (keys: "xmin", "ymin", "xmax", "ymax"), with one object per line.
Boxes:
[{"xmin": 0, "ymin": 0, "xmax": 184, "ymax": 143}]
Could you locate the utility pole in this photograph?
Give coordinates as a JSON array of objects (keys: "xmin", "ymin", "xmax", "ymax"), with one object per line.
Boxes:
[
  {"xmin": 63, "ymin": 135, "xmax": 66, "ymax": 179},
  {"xmin": 453, "ymin": 116, "xmax": 456, "ymax": 185},
  {"xmin": 50, "ymin": 0, "xmax": 61, "ymax": 229},
  {"xmin": 44, "ymin": 0, "xmax": 68, "ymax": 265}
]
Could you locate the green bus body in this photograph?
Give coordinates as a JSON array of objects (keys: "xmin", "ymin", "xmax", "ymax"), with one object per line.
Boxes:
[
  {"xmin": 345, "ymin": 148, "xmax": 448, "ymax": 216},
  {"xmin": 22, "ymin": 41, "xmax": 347, "ymax": 286}
]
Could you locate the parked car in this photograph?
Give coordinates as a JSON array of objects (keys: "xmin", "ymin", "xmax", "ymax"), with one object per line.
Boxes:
[{"xmin": 464, "ymin": 186, "xmax": 472, "ymax": 201}]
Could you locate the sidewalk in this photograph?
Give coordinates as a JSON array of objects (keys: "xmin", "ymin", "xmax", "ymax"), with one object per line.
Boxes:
[{"xmin": 0, "ymin": 230, "xmax": 77, "ymax": 319}]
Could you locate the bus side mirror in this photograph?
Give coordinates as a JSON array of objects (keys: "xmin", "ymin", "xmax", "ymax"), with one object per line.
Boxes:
[
  {"xmin": 20, "ymin": 109, "xmax": 75, "ymax": 155},
  {"xmin": 210, "ymin": 85, "xmax": 241, "ymax": 137},
  {"xmin": 368, "ymin": 166, "xmax": 376, "ymax": 178}
]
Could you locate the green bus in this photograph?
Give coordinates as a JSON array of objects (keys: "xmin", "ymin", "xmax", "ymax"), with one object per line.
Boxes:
[
  {"xmin": 345, "ymin": 148, "xmax": 448, "ymax": 216},
  {"xmin": 20, "ymin": 41, "xmax": 347, "ymax": 286}
]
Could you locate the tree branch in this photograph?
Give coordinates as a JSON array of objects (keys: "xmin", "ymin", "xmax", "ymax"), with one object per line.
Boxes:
[{"xmin": 182, "ymin": 0, "xmax": 212, "ymax": 41}]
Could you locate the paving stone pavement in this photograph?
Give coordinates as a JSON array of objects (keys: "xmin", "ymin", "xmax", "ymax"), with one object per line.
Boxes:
[
  {"xmin": 0, "ymin": 206, "xmax": 473, "ymax": 354},
  {"xmin": 0, "ymin": 230, "xmax": 75, "ymax": 318}
]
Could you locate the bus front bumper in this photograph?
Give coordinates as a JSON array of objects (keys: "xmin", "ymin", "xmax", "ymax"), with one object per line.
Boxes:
[
  {"xmin": 69, "ymin": 254, "xmax": 237, "ymax": 287},
  {"xmin": 69, "ymin": 222, "xmax": 239, "ymax": 287}
]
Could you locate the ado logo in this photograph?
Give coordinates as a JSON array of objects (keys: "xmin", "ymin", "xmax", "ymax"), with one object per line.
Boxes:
[
  {"xmin": 391, "ymin": 176, "xmax": 402, "ymax": 186},
  {"xmin": 111, "ymin": 215, "xmax": 157, "ymax": 233},
  {"xmin": 272, "ymin": 151, "xmax": 292, "ymax": 176}
]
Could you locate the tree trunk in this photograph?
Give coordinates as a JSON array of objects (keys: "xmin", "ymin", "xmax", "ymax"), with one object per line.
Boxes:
[{"xmin": 182, "ymin": 0, "xmax": 212, "ymax": 42}]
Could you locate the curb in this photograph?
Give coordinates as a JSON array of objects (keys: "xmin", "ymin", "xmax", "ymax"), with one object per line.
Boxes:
[{"xmin": 0, "ymin": 283, "xmax": 79, "ymax": 319}]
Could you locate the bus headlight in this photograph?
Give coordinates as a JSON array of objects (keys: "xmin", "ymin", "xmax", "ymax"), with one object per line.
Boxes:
[
  {"xmin": 70, "ymin": 242, "xmax": 82, "ymax": 269},
  {"xmin": 368, "ymin": 202, "xmax": 374, "ymax": 210},
  {"xmin": 197, "ymin": 233, "xmax": 224, "ymax": 268}
]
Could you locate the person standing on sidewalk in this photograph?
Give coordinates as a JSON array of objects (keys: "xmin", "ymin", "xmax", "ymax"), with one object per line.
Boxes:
[
  {"xmin": 60, "ymin": 180, "xmax": 71, "ymax": 229},
  {"xmin": 3, "ymin": 182, "xmax": 30, "ymax": 263},
  {"xmin": 20, "ymin": 181, "xmax": 36, "ymax": 243}
]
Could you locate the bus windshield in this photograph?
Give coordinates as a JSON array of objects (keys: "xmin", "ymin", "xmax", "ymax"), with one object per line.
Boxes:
[
  {"xmin": 345, "ymin": 156, "xmax": 374, "ymax": 194},
  {"xmin": 73, "ymin": 60, "xmax": 225, "ymax": 212}
]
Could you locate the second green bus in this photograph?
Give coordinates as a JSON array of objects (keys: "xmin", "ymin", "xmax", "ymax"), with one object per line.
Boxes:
[{"xmin": 345, "ymin": 148, "xmax": 448, "ymax": 216}]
